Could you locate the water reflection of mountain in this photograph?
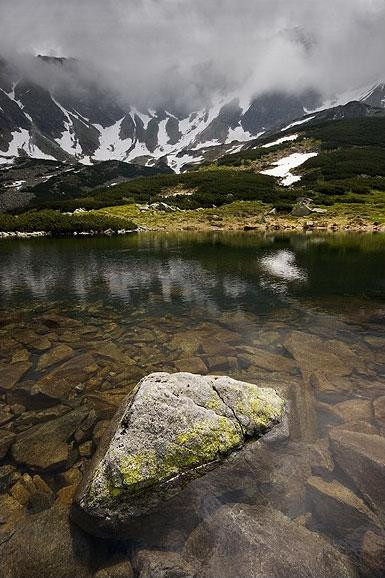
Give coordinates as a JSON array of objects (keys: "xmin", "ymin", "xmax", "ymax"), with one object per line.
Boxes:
[{"xmin": 0, "ymin": 233, "xmax": 384, "ymax": 312}]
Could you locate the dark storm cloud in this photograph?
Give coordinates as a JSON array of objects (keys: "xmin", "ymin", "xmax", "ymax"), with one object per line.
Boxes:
[{"xmin": 1, "ymin": 0, "xmax": 384, "ymax": 110}]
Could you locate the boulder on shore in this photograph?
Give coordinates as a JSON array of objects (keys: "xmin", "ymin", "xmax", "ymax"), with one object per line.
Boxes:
[
  {"xmin": 291, "ymin": 197, "xmax": 328, "ymax": 217},
  {"xmin": 72, "ymin": 372, "xmax": 285, "ymax": 537}
]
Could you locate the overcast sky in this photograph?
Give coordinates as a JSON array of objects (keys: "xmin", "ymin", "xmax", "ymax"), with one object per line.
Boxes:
[{"xmin": 1, "ymin": 0, "xmax": 384, "ymax": 110}]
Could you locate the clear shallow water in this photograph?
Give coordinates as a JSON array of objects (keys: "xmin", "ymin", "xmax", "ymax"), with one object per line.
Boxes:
[{"xmin": 0, "ymin": 232, "xmax": 385, "ymax": 577}]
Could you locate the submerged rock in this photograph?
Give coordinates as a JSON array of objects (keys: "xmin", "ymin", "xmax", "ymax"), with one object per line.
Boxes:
[
  {"xmin": 72, "ymin": 372, "xmax": 285, "ymax": 536},
  {"xmin": 132, "ymin": 550, "xmax": 195, "ymax": 578},
  {"xmin": 94, "ymin": 555, "xmax": 134, "ymax": 578},
  {"xmin": 361, "ymin": 530, "xmax": 385, "ymax": 578},
  {"xmin": 31, "ymin": 354, "xmax": 98, "ymax": 400},
  {"xmin": 285, "ymin": 331, "xmax": 355, "ymax": 381},
  {"xmin": 333, "ymin": 399, "xmax": 372, "ymax": 423},
  {"xmin": 0, "ymin": 429, "xmax": 16, "ymax": 459},
  {"xmin": 13, "ymin": 329, "xmax": 51, "ymax": 351},
  {"xmin": 12, "ymin": 406, "xmax": 89, "ymax": 471},
  {"xmin": 374, "ymin": 395, "xmax": 385, "ymax": 422},
  {"xmin": 0, "ymin": 505, "xmax": 102, "ymax": 578},
  {"xmin": 329, "ymin": 429, "xmax": 385, "ymax": 522},
  {"xmin": 0, "ymin": 464, "xmax": 16, "ymax": 492},
  {"xmin": 306, "ymin": 476, "xmax": 379, "ymax": 542},
  {"xmin": 36, "ymin": 344, "xmax": 74, "ymax": 371},
  {"xmin": 0, "ymin": 362, "xmax": 31, "ymax": 391},
  {"xmin": 182, "ymin": 503, "xmax": 357, "ymax": 578}
]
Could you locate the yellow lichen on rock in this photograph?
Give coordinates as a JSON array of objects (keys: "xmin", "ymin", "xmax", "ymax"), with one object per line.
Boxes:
[
  {"xmin": 118, "ymin": 417, "xmax": 243, "ymax": 493},
  {"xmin": 236, "ymin": 396, "xmax": 283, "ymax": 431}
]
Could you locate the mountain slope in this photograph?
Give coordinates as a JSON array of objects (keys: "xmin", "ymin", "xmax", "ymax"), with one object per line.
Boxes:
[
  {"xmin": 12, "ymin": 103, "xmax": 382, "ymax": 213},
  {"xmin": 2, "ymin": 98, "xmax": 385, "ymax": 213},
  {"xmin": 2, "ymin": 103, "xmax": 385, "ymax": 237},
  {"xmin": 0, "ymin": 55, "xmax": 325, "ymax": 171},
  {"xmin": 0, "ymin": 157, "xmax": 172, "ymax": 212},
  {"xmin": 1, "ymin": 55, "xmax": 385, "ymax": 178},
  {"xmin": 213, "ymin": 105, "xmax": 385, "ymax": 203}
]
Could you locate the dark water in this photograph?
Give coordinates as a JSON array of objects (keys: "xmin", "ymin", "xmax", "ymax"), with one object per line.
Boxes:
[{"xmin": 0, "ymin": 232, "xmax": 385, "ymax": 577}]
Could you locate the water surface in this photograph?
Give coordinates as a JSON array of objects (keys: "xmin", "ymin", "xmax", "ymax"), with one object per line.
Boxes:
[{"xmin": 0, "ymin": 232, "xmax": 384, "ymax": 576}]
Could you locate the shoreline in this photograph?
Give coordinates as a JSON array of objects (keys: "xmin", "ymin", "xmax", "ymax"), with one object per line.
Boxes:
[
  {"xmin": 1, "ymin": 201, "xmax": 385, "ymax": 239},
  {"xmin": 1, "ymin": 220, "xmax": 384, "ymax": 239},
  {"xmin": 137, "ymin": 218, "xmax": 385, "ymax": 234},
  {"xmin": 0, "ymin": 228, "xmax": 136, "ymax": 240}
]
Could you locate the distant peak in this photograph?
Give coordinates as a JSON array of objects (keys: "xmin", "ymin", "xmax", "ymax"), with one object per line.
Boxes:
[{"xmin": 37, "ymin": 55, "xmax": 76, "ymax": 66}]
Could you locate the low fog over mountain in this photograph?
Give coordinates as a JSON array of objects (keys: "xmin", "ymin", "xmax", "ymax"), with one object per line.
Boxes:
[{"xmin": 1, "ymin": 0, "xmax": 385, "ymax": 170}]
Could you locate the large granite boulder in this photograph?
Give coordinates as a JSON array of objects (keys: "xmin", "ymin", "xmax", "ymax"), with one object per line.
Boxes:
[{"xmin": 72, "ymin": 372, "xmax": 285, "ymax": 536}]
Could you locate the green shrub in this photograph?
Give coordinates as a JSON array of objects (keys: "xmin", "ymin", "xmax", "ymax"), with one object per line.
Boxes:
[
  {"xmin": 0, "ymin": 210, "xmax": 136, "ymax": 235},
  {"xmin": 274, "ymin": 202, "xmax": 294, "ymax": 213},
  {"xmin": 305, "ymin": 118, "xmax": 385, "ymax": 149},
  {"xmin": 301, "ymin": 147, "xmax": 385, "ymax": 180},
  {"xmin": 35, "ymin": 169, "xmax": 282, "ymax": 211}
]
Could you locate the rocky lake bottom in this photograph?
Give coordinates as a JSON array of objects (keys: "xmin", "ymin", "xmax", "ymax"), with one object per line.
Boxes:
[{"xmin": 0, "ymin": 231, "xmax": 385, "ymax": 577}]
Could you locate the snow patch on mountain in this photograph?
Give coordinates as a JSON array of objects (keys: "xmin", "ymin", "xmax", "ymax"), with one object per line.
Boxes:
[
  {"xmin": 6, "ymin": 129, "xmax": 56, "ymax": 160},
  {"xmin": 4, "ymin": 179, "xmax": 26, "ymax": 189},
  {"xmin": 93, "ymin": 118, "xmax": 132, "ymax": 161},
  {"xmin": 0, "ymin": 156, "xmax": 15, "ymax": 166},
  {"xmin": 171, "ymin": 153, "xmax": 204, "ymax": 173},
  {"xmin": 157, "ymin": 119, "xmax": 171, "ymax": 149},
  {"xmin": 262, "ymin": 134, "xmax": 298, "ymax": 148},
  {"xmin": 126, "ymin": 140, "xmax": 152, "ymax": 162},
  {"xmin": 225, "ymin": 124, "xmax": 254, "ymax": 144},
  {"xmin": 261, "ymin": 152, "xmax": 318, "ymax": 186},
  {"xmin": 281, "ymin": 116, "xmax": 316, "ymax": 131},
  {"xmin": 192, "ymin": 139, "xmax": 221, "ymax": 151},
  {"xmin": 52, "ymin": 98, "xmax": 83, "ymax": 157}
]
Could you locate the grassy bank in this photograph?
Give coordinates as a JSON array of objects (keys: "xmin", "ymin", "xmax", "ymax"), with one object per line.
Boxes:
[
  {"xmin": 2, "ymin": 197, "xmax": 384, "ymax": 237},
  {"xmin": 0, "ymin": 209, "xmax": 136, "ymax": 236},
  {"xmin": 94, "ymin": 199, "xmax": 385, "ymax": 233}
]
